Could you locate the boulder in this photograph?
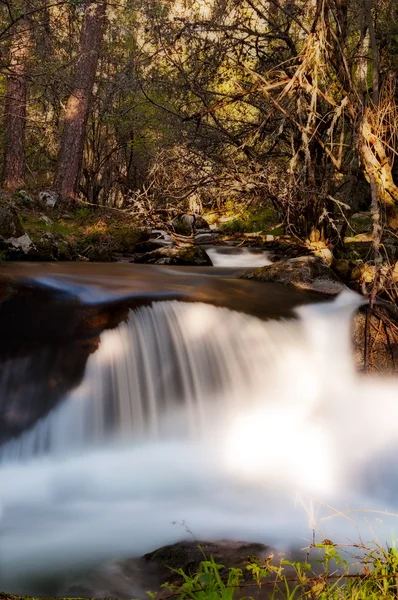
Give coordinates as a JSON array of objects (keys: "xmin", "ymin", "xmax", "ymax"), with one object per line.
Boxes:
[
  {"xmin": 349, "ymin": 212, "xmax": 372, "ymax": 234},
  {"xmin": 135, "ymin": 245, "xmax": 212, "ymax": 266},
  {"xmin": 39, "ymin": 215, "xmax": 53, "ymax": 226},
  {"xmin": 243, "ymin": 256, "xmax": 346, "ymax": 295},
  {"xmin": 135, "ymin": 239, "xmax": 170, "ymax": 253},
  {"xmin": 172, "ymin": 214, "xmax": 210, "ymax": 236},
  {"xmin": 17, "ymin": 189, "xmax": 34, "ymax": 205},
  {"xmin": 39, "ymin": 190, "xmax": 58, "ymax": 207},
  {"xmin": 62, "ymin": 540, "xmax": 269, "ymax": 600},
  {"xmin": 0, "ymin": 205, "xmax": 24, "ymax": 238},
  {"xmin": 35, "ymin": 232, "xmax": 73, "ymax": 261},
  {"xmin": 0, "ymin": 232, "xmax": 36, "ymax": 258}
]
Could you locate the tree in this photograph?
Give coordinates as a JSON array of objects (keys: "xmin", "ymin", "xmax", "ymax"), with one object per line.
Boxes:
[
  {"xmin": 2, "ymin": 2, "xmax": 31, "ymax": 191},
  {"xmin": 54, "ymin": 0, "xmax": 107, "ymax": 202}
]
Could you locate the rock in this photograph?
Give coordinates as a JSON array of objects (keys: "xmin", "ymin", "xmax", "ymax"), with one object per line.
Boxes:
[
  {"xmin": 35, "ymin": 232, "xmax": 72, "ymax": 261},
  {"xmin": 243, "ymin": 256, "xmax": 346, "ymax": 295},
  {"xmin": 135, "ymin": 245, "xmax": 212, "ymax": 266},
  {"xmin": 341, "ymin": 233, "xmax": 373, "ymax": 260},
  {"xmin": 62, "ymin": 540, "xmax": 269, "ymax": 600},
  {"xmin": 135, "ymin": 239, "xmax": 170, "ymax": 253},
  {"xmin": 39, "ymin": 190, "xmax": 58, "ymax": 207},
  {"xmin": 39, "ymin": 215, "xmax": 53, "ymax": 226},
  {"xmin": 17, "ymin": 189, "xmax": 34, "ymax": 205},
  {"xmin": 0, "ymin": 233, "xmax": 36, "ymax": 258},
  {"xmin": 172, "ymin": 214, "xmax": 210, "ymax": 236},
  {"xmin": 0, "ymin": 205, "xmax": 24, "ymax": 238},
  {"xmin": 349, "ymin": 212, "xmax": 372, "ymax": 234},
  {"xmin": 332, "ymin": 258, "xmax": 353, "ymax": 280},
  {"xmin": 144, "ymin": 540, "xmax": 268, "ymax": 580},
  {"xmin": 307, "ymin": 241, "xmax": 333, "ymax": 265},
  {"xmin": 195, "ymin": 231, "xmax": 220, "ymax": 243},
  {"xmin": 87, "ymin": 245, "xmax": 114, "ymax": 262}
]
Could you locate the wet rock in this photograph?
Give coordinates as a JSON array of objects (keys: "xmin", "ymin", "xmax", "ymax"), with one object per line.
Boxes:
[
  {"xmin": 195, "ymin": 231, "xmax": 220, "ymax": 243},
  {"xmin": 39, "ymin": 190, "xmax": 58, "ymax": 207},
  {"xmin": 135, "ymin": 239, "xmax": 170, "ymax": 253},
  {"xmin": 0, "ymin": 205, "xmax": 24, "ymax": 238},
  {"xmin": 0, "ymin": 280, "xmax": 130, "ymax": 445},
  {"xmin": 243, "ymin": 256, "xmax": 346, "ymax": 295},
  {"xmin": 172, "ymin": 214, "xmax": 210, "ymax": 236},
  {"xmin": 62, "ymin": 540, "xmax": 269, "ymax": 600},
  {"xmin": 87, "ymin": 245, "xmax": 115, "ymax": 262},
  {"xmin": 135, "ymin": 245, "xmax": 212, "ymax": 266}
]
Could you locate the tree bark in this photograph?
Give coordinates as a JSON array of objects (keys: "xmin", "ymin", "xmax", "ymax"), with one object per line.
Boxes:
[
  {"xmin": 54, "ymin": 1, "xmax": 107, "ymax": 202},
  {"xmin": 2, "ymin": 10, "xmax": 31, "ymax": 191}
]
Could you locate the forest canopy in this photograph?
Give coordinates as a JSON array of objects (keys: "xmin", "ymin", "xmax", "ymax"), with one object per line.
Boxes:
[{"xmin": 0, "ymin": 0, "xmax": 397, "ymax": 243}]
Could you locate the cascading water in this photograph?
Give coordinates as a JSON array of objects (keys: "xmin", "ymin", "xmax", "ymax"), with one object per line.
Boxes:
[{"xmin": 1, "ymin": 289, "xmax": 398, "ymax": 594}]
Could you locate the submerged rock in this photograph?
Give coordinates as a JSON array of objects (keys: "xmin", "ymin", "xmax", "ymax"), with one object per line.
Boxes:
[
  {"xmin": 172, "ymin": 214, "xmax": 210, "ymax": 236},
  {"xmin": 243, "ymin": 256, "xmax": 345, "ymax": 295},
  {"xmin": 135, "ymin": 245, "xmax": 212, "ymax": 266}
]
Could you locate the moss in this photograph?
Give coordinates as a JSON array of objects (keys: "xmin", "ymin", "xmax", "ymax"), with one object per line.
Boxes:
[{"xmin": 219, "ymin": 206, "xmax": 279, "ymax": 234}]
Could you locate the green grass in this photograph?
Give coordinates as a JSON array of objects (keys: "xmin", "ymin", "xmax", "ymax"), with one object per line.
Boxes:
[{"xmin": 147, "ymin": 541, "xmax": 398, "ymax": 599}]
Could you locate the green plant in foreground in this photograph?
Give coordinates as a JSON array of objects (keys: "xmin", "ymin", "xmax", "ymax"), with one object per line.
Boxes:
[
  {"xmin": 142, "ymin": 540, "xmax": 398, "ymax": 600},
  {"xmin": 165, "ymin": 556, "xmax": 251, "ymax": 600}
]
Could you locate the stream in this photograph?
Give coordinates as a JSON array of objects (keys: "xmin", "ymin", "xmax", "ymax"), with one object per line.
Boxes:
[{"xmin": 1, "ymin": 252, "xmax": 398, "ymax": 595}]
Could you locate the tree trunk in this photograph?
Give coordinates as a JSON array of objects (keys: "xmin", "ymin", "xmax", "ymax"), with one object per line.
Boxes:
[
  {"xmin": 54, "ymin": 1, "xmax": 107, "ymax": 202},
  {"xmin": 2, "ymin": 11, "xmax": 31, "ymax": 191}
]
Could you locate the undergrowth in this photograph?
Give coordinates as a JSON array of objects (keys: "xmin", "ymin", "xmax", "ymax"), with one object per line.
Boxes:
[
  {"xmin": 218, "ymin": 204, "xmax": 280, "ymax": 235},
  {"xmin": 146, "ymin": 541, "xmax": 398, "ymax": 599}
]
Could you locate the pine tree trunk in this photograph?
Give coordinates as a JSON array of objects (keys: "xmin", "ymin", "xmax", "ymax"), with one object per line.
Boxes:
[
  {"xmin": 54, "ymin": 1, "xmax": 107, "ymax": 202},
  {"xmin": 2, "ymin": 12, "xmax": 31, "ymax": 191}
]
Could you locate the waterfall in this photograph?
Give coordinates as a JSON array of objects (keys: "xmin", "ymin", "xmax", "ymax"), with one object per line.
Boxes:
[
  {"xmin": 2, "ymin": 291, "xmax": 398, "ymax": 594},
  {"xmin": 0, "ymin": 300, "xmax": 308, "ymax": 459}
]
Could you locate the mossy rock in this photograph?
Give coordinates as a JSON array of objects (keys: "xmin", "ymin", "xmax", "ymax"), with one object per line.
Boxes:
[
  {"xmin": 243, "ymin": 256, "xmax": 345, "ymax": 295},
  {"xmin": 35, "ymin": 232, "xmax": 73, "ymax": 261},
  {"xmin": 111, "ymin": 226, "xmax": 151, "ymax": 253},
  {"xmin": 172, "ymin": 214, "xmax": 210, "ymax": 236},
  {"xmin": 144, "ymin": 540, "xmax": 268, "ymax": 583},
  {"xmin": 0, "ymin": 206, "xmax": 24, "ymax": 239},
  {"xmin": 349, "ymin": 212, "xmax": 372, "ymax": 234}
]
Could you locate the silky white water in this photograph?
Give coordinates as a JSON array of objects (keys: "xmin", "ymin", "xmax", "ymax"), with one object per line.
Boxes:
[
  {"xmin": 1, "ymin": 292, "xmax": 398, "ymax": 593},
  {"xmin": 205, "ymin": 246, "xmax": 272, "ymax": 267}
]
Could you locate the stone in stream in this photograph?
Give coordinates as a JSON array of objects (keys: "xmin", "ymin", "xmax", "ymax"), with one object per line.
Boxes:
[
  {"xmin": 172, "ymin": 213, "xmax": 210, "ymax": 236},
  {"xmin": 134, "ymin": 245, "xmax": 212, "ymax": 266},
  {"xmin": 243, "ymin": 256, "xmax": 346, "ymax": 296},
  {"xmin": 62, "ymin": 540, "xmax": 270, "ymax": 600}
]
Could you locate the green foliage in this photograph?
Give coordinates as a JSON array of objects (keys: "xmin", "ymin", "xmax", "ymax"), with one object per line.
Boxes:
[
  {"xmin": 164, "ymin": 556, "xmax": 251, "ymax": 600},
  {"xmin": 144, "ymin": 541, "xmax": 398, "ymax": 600},
  {"xmin": 220, "ymin": 206, "xmax": 280, "ymax": 234}
]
